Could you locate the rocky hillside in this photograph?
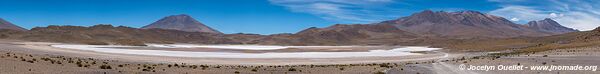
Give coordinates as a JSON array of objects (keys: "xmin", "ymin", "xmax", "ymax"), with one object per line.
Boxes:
[
  {"xmin": 0, "ymin": 18, "xmax": 27, "ymax": 31},
  {"xmin": 525, "ymin": 18, "xmax": 578, "ymax": 34},
  {"xmin": 442, "ymin": 26, "xmax": 600, "ymax": 52},
  {"xmin": 142, "ymin": 14, "xmax": 222, "ymax": 34},
  {"xmin": 377, "ymin": 10, "xmax": 561, "ymax": 39},
  {"xmin": 2, "ymin": 24, "xmax": 240, "ymax": 46},
  {"xmin": 250, "ymin": 10, "xmax": 582, "ymax": 45},
  {"xmin": 249, "ymin": 24, "xmax": 420, "ymax": 45}
]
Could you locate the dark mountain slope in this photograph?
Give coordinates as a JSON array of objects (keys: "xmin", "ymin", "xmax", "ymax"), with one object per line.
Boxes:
[
  {"xmin": 250, "ymin": 24, "xmax": 420, "ymax": 45},
  {"xmin": 142, "ymin": 14, "xmax": 222, "ymax": 34},
  {"xmin": 4, "ymin": 24, "xmax": 238, "ymax": 46},
  {"xmin": 525, "ymin": 18, "xmax": 578, "ymax": 34},
  {"xmin": 0, "ymin": 18, "xmax": 27, "ymax": 31},
  {"xmin": 378, "ymin": 10, "xmax": 553, "ymax": 39}
]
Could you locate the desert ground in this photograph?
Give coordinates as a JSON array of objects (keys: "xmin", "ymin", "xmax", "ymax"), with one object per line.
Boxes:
[
  {"xmin": 1, "ymin": 39, "xmax": 599, "ymax": 74},
  {"xmin": 395, "ymin": 46, "xmax": 600, "ymax": 74},
  {"xmin": 0, "ymin": 40, "xmax": 453, "ymax": 74}
]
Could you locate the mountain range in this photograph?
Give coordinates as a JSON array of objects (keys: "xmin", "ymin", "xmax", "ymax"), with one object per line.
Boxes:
[
  {"xmin": 525, "ymin": 18, "xmax": 578, "ymax": 34},
  {"xmin": 0, "ymin": 10, "xmax": 584, "ymax": 46},
  {"xmin": 142, "ymin": 14, "xmax": 222, "ymax": 34},
  {"xmin": 378, "ymin": 10, "xmax": 576, "ymax": 38},
  {"xmin": 249, "ymin": 10, "xmax": 579, "ymax": 45},
  {"xmin": 0, "ymin": 18, "xmax": 27, "ymax": 31}
]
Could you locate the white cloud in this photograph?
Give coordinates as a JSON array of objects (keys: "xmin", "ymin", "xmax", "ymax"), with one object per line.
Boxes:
[
  {"xmin": 549, "ymin": 13, "xmax": 564, "ymax": 18},
  {"xmin": 549, "ymin": 13, "xmax": 557, "ymax": 17},
  {"xmin": 510, "ymin": 18, "xmax": 520, "ymax": 21},
  {"xmin": 554, "ymin": 12, "xmax": 600, "ymax": 31},
  {"xmin": 270, "ymin": 0, "xmax": 600, "ymax": 30},
  {"xmin": 269, "ymin": 0, "xmax": 399, "ymax": 23},
  {"xmin": 489, "ymin": 6, "xmax": 548, "ymax": 22},
  {"xmin": 489, "ymin": 0, "xmax": 600, "ymax": 31}
]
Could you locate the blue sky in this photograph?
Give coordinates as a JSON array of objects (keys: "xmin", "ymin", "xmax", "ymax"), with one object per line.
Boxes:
[{"xmin": 0, "ymin": 0, "xmax": 598, "ymax": 34}]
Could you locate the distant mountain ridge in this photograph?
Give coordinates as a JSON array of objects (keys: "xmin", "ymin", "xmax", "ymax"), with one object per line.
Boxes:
[
  {"xmin": 142, "ymin": 14, "xmax": 222, "ymax": 34},
  {"xmin": 248, "ymin": 10, "xmax": 580, "ymax": 45},
  {"xmin": 6, "ymin": 24, "xmax": 237, "ymax": 46},
  {"xmin": 250, "ymin": 24, "xmax": 420, "ymax": 45},
  {"xmin": 377, "ymin": 10, "xmax": 574, "ymax": 38},
  {"xmin": 0, "ymin": 18, "xmax": 27, "ymax": 31},
  {"xmin": 0, "ymin": 10, "xmax": 584, "ymax": 46},
  {"xmin": 525, "ymin": 18, "xmax": 578, "ymax": 34}
]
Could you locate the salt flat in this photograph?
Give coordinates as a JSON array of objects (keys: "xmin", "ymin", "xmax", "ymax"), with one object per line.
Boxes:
[
  {"xmin": 146, "ymin": 44, "xmax": 289, "ymax": 50},
  {"xmin": 52, "ymin": 44, "xmax": 441, "ymax": 58},
  {"xmin": 145, "ymin": 44, "xmax": 382, "ymax": 50}
]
